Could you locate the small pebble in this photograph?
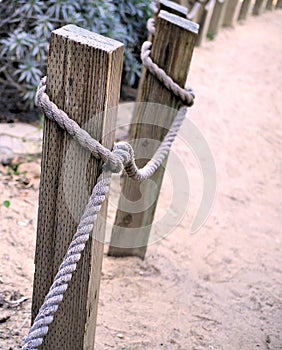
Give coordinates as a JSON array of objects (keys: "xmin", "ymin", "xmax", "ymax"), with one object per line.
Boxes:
[{"xmin": 0, "ymin": 146, "xmax": 14, "ymax": 165}]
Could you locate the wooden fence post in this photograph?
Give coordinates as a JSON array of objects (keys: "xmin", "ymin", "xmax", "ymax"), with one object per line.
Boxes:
[
  {"xmin": 265, "ymin": 0, "xmax": 274, "ymax": 10},
  {"xmin": 159, "ymin": 0, "xmax": 188, "ymax": 16},
  {"xmin": 148, "ymin": 0, "xmax": 187, "ymax": 45},
  {"xmin": 31, "ymin": 25, "xmax": 123, "ymax": 349},
  {"xmin": 253, "ymin": 0, "xmax": 267, "ymax": 14},
  {"xmin": 108, "ymin": 11, "xmax": 198, "ymax": 259},
  {"xmin": 187, "ymin": 1, "xmax": 205, "ymax": 23},
  {"xmin": 276, "ymin": 0, "xmax": 282, "ymax": 8},
  {"xmin": 196, "ymin": 0, "xmax": 216, "ymax": 46},
  {"xmin": 223, "ymin": 0, "xmax": 241, "ymax": 26},
  {"xmin": 208, "ymin": 0, "xmax": 227, "ymax": 36},
  {"xmin": 238, "ymin": 0, "xmax": 252, "ymax": 20}
]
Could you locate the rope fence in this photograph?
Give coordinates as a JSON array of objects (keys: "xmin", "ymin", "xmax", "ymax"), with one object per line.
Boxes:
[
  {"xmin": 20, "ymin": 36, "xmax": 195, "ymax": 349},
  {"xmin": 19, "ymin": 1, "xmax": 281, "ymax": 348}
]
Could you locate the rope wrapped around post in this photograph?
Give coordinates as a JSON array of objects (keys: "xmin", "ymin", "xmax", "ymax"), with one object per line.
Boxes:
[
  {"xmin": 21, "ymin": 40, "xmax": 195, "ymax": 349},
  {"xmin": 20, "ymin": 171, "xmax": 111, "ymax": 350}
]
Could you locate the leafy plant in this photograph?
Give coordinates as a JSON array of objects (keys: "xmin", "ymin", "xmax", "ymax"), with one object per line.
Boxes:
[
  {"xmin": 6, "ymin": 164, "xmax": 19, "ymax": 176},
  {"xmin": 0, "ymin": 0, "xmax": 152, "ymax": 112},
  {"xmin": 206, "ymin": 32, "xmax": 215, "ymax": 41},
  {"xmin": 3, "ymin": 200, "xmax": 11, "ymax": 208}
]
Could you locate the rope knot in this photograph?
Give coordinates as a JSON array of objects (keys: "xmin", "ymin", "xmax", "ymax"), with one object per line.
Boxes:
[{"xmin": 104, "ymin": 142, "xmax": 134, "ymax": 173}]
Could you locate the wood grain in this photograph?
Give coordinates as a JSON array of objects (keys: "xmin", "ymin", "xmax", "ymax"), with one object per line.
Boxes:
[
  {"xmin": 108, "ymin": 11, "xmax": 198, "ymax": 259},
  {"xmin": 32, "ymin": 25, "xmax": 123, "ymax": 349}
]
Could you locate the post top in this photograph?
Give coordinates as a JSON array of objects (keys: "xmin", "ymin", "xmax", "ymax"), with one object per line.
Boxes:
[
  {"xmin": 52, "ymin": 25, "xmax": 124, "ymax": 52},
  {"xmin": 159, "ymin": 10, "xmax": 199, "ymax": 34},
  {"xmin": 160, "ymin": 0, "xmax": 188, "ymax": 17}
]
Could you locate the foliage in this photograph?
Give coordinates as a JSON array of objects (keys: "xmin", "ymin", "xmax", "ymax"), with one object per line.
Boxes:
[
  {"xmin": 2, "ymin": 200, "xmax": 11, "ymax": 208},
  {"xmin": 0, "ymin": 0, "xmax": 152, "ymax": 111},
  {"xmin": 206, "ymin": 32, "xmax": 215, "ymax": 41}
]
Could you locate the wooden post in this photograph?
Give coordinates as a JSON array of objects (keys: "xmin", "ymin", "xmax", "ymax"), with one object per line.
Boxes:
[
  {"xmin": 253, "ymin": 0, "xmax": 267, "ymax": 14},
  {"xmin": 179, "ymin": 0, "xmax": 193, "ymax": 8},
  {"xmin": 148, "ymin": 0, "xmax": 187, "ymax": 44},
  {"xmin": 108, "ymin": 11, "xmax": 198, "ymax": 259},
  {"xmin": 208, "ymin": 0, "xmax": 227, "ymax": 36},
  {"xmin": 276, "ymin": 0, "xmax": 282, "ymax": 8},
  {"xmin": 159, "ymin": 0, "xmax": 188, "ymax": 16},
  {"xmin": 187, "ymin": 1, "xmax": 205, "ymax": 22},
  {"xmin": 31, "ymin": 25, "xmax": 123, "ymax": 349},
  {"xmin": 238, "ymin": 0, "xmax": 252, "ymax": 20},
  {"xmin": 196, "ymin": 0, "xmax": 216, "ymax": 46},
  {"xmin": 222, "ymin": 0, "xmax": 242, "ymax": 26},
  {"xmin": 265, "ymin": 0, "xmax": 274, "ymax": 10}
]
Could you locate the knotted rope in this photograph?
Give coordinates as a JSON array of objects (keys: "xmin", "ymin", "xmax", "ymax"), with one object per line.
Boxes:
[{"xmin": 21, "ymin": 40, "xmax": 195, "ymax": 349}]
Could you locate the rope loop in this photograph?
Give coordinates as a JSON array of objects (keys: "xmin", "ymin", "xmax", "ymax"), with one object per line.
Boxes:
[
  {"xmin": 141, "ymin": 41, "xmax": 195, "ymax": 107},
  {"xmin": 35, "ymin": 75, "xmax": 191, "ymax": 181}
]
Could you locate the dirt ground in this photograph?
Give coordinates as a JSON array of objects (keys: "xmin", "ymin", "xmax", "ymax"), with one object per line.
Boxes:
[{"xmin": 0, "ymin": 9, "xmax": 282, "ymax": 350}]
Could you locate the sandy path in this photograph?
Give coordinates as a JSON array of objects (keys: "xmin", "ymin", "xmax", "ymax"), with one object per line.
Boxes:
[
  {"xmin": 96, "ymin": 10, "xmax": 282, "ymax": 350},
  {"xmin": 0, "ymin": 9, "xmax": 281, "ymax": 350}
]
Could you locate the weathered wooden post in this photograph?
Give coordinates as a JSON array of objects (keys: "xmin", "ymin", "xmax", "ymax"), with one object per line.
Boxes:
[
  {"xmin": 108, "ymin": 11, "xmax": 198, "ymax": 259},
  {"xmin": 222, "ymin": 0, "xmax": 241, "ymax": 26},
  {"xmin": 148, "ymin": 0, "xmax": 188, "ymax": 45},
  {"xmin": 208, "ymin": 0, "xmax": 227, "ymax": 36},
  {"xmin": 32, "ymin": 25, "xmax": 123, "ymax": 349},
  {"xmin": 187, "ymin": 1, "xmax": 205, "ymax": 23},
  {"xmin": 238, "ymin": 0, "xmax": 252, "ymax": 20},
  {"xmin": 265, "ymin": 0, "xmax": 274, "ymax": 10},
  {"xmin": 276, "ymin": 0, "xmax": 282, "ymax": 8},
  {"xmin": 159, "ymin": 0, "xmax": 188, "ymax": 16},
  {"xmin": 196, "ymin": 0, "xmax": 216, "ymax": 46},
  {"xmin": 253, "ymin": 0, "xmax": 267, "ymax": 14}
]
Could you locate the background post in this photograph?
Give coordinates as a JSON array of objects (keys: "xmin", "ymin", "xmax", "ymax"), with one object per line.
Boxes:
[
  {"xmin": 276, "ymin": 0, "xmax": 282, "ymax": 8},
  {"xmin": 159, "ymin": 0, "xmax": 188, "ymax": 16},
  {"xmin": 253, "ymin": 0, "xmax": 268, "ymax": 14},
  {"xmin": 108, "ymin": 11, "xmax": 198, "ymax": 259},
  {"xmin": 208, "ymin": 0, "xmax": 226, "ymax": 37},
  {"xmin": 222, "ymin": 0, "xmax": 241, "ymax": 27},
  {"xmin": 31, "ymin": 25, "xmax": 123, "ymax": 349},
  {"xmin": 196, "ymin": 0, "xmax": 216, "ymax": 46},
  {"xmin": 187, "ymin": 1, "xmax": 205, "ymax": 23},
  {"xmin": 238, "ymin": 0, "xmax": 253, "ymax": 20},
  {"xmin": 265, "ymin": 0, "xmax": 274, "ymax": 10}
]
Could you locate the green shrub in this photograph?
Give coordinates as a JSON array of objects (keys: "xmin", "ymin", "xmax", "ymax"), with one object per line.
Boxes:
[{"xmin": 0, "ymin": 0, "xmax": 152, "ymax": 112}]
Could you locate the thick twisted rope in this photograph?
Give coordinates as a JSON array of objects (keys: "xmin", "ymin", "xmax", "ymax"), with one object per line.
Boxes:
[
  {"xmin": 147, "ymin": 18, "xmax": 155, "ymax": 35},
  {"xmin": 141, "ymin": 41, "xmax": 195, "ymax": 107},
  {"xmin": 21, "ymin": 42, "xmax": 195, "ymax": 349},
  {"xmin": 21, "ymin": 171, "xmax": 111, "ymax": 350},
  {"xmin": 36, "ymin": 63, "xmax": 193, "ymax": 180}
]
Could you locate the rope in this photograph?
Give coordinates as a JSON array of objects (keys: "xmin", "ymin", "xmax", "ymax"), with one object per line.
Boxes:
[
  {"xmin": 21, "ymin": 171, "xmax": 111, "ymax": 350},
  {"xmin": 141, "ymin": 41, "xmax": 195, "ymax": 107},
  {"xmin": 21, "ymin": 41, "xmax": 195, "ymax": 349},
  {"xmin": 36, "ymin": 51, "xmax": 194, "ymax": 179},
  {"xmin": 147, "ymin": 18, "xmax": 155, "ymax": 35}
]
